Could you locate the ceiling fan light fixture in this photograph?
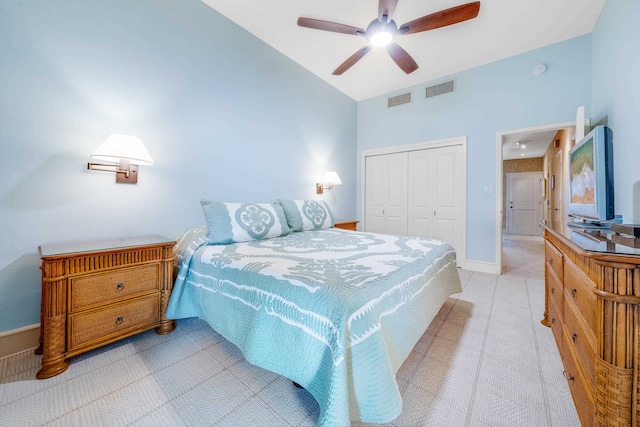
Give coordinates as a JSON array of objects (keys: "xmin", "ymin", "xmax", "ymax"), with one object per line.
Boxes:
[
  {"xmin": 370, "ymin": 31, "xmax": 393, "ymax": 47},
  {"xmin": 297, "ymin": 0, "xmax": 481, "ymax": 75}
]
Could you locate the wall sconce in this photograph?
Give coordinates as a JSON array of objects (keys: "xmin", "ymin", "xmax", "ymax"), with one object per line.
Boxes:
[
  {"xmin": 87, "ymin": 134, "xmax": 154, "ymax": 184},
  {"xmin": 316, "ymin": 171, "xmax": 342, "ymax": 194}
]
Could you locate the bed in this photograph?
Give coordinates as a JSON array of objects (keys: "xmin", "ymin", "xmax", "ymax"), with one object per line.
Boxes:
[{"xmin": 166, "ymin": 215, "xmax": 462, "ymax": 426}]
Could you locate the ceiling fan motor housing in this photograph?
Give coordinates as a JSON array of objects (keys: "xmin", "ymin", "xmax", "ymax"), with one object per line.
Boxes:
[{"xmin": 366, "ymin": 19, "xmax": 398, "ymax": 46}]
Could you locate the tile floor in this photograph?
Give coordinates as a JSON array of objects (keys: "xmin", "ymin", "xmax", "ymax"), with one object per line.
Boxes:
[{"xmin": 0, "ymin": 235, "xmax": 580, "ymax": 426}]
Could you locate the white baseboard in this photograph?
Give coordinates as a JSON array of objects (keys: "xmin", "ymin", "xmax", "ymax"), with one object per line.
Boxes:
[
  {"xmin": 460, "ymin": 260, "xmax": 501, "ymax": 275},
  {"xmin": 0, "ymin": 324, "xmax": 40, "ymax": 359}
]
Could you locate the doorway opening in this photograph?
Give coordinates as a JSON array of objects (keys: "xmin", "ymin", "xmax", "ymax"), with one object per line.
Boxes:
[{"xmin": 495, "ymin": 120, "xmax": 577, "ymax": 274}]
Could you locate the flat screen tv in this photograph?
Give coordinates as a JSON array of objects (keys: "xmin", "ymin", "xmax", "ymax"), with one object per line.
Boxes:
[{"xmin": 568, "ymin": 125, "xmax": 615, "ymax": 222}]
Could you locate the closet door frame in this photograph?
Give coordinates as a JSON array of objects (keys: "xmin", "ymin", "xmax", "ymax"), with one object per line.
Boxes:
[{"xmin": 361, "ymin": 136, "xmax": 467, "ymax": 268}]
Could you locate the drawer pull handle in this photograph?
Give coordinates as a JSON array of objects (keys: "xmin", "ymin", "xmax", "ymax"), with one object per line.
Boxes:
[
  {"xmin": 116, "ymin": 283, "xmax": 125, "ymax": 292},
  {"xmin": 551, "ymin": 287, "xmax": 555, "ymax": 294},
  {"xmin": 551, "ymin": 317, "xmax": 555, "ymax": 324},
  {"xmin": 115, "ymin": 316, "xmax": 124, "ymax": 325},
  {"xmin": 572, "ymin": 333, "xmax": 577, "ymax": 343},
  {"xmin": 571, "ymin": 288, "xmax": 576, "ymax": 298},
  {"xmin": 563, "ymin": 371, "xmax": 574, "ymax": 381},
  {"xmin": 549, "ymin": 258, "xmax": 553, "ymax": 265}
]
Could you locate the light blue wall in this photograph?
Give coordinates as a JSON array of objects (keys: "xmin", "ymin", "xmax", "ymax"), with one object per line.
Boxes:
[
  {"xmin": 0, "ymin": 0, "xmax": 357, "ymax": 333},
  {"xmin": 591, "ymin": 0, "xmax": 640, "ymax": 223},
  {"xmin": 357, "ymin": 35, "xmax": 592, "ymax": 264}
]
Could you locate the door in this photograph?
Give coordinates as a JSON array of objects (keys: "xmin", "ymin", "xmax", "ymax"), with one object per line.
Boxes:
[
  {"xmin": 365, "ymin": 152, "xmax": 408, "ymax": 235},
  {"xmin": 551, "ymin": 150, "xmax": 564, "ymax": 224},
  {"xmin": 407, "ymin": 150, "xmax": 434, "ymax": 237},
  {"xmin": 507, "ymin": 172, "xmax": 542, "ymax": 235},
  {"xmin": 408, "ymin": 145, "xmax": 463, "ymax": 251}
]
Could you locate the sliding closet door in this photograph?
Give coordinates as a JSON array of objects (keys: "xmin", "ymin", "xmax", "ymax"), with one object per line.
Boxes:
[
  {"xmin": 408, "ymin": 145, "xmax": 463, "ymax": 252},
  {"xmin": 365, "ymin": 152, "xmax": 408, "ymax": 235}
]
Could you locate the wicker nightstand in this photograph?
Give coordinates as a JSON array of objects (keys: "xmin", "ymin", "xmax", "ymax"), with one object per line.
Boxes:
[
  {"xmin": 35, "ymin": 235, "xmax": 175, "ymax": 379},
  {"xmin": 334, "ymin": 221, "xmax": 359, "ymax": 231}
]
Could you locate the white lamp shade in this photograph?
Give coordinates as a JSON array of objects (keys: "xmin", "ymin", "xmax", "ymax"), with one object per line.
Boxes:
[
  {"xmin": 91, "ymin": 134, "xmax": 154, "ymax": 165},
  {"xmin": 322, "ymin": 171, "xmax": 342, "ymax": 185}
]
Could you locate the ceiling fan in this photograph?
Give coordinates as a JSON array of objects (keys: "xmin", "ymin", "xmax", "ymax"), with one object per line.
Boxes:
[{"xmin": 297, "ymin": 0, "xmax": 480, "ymax": 75}]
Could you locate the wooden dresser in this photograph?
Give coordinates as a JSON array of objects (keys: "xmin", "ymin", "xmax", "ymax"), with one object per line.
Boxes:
[
  {"xmin": 541, "ymin": 223, "xmax": 640, "ymax": 426},
  {"xmin": 334, "ymin": 220, "xmax": 359, "ymax": 231},
  {"xmin": 36, "ymin": 235, "xmax": 175, "ymax": 379}
]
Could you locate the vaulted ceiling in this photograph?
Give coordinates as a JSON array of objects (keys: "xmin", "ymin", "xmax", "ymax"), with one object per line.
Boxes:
[{"xmin": 201, "ymin": 0, "xmax": 606, "ymax": 101}]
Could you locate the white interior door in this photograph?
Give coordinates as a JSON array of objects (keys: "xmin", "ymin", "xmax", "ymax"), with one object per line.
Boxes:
[
  {"xmin": 365, "ymin": 155, "xmax": 386, "ymax": 233},
  {"xmin": 507, "ymin": 172, "xmax": 542, "ymax": 235},
  {"xmin": 408, "ymin": 150, "xmax": 434, "ymax": 238},
  {"xmin": 365, "ymin": 152, "xmax": 408, "ymax": 235},
  {"xmin": 433, "ymin": 145, "xmax": 463, "ymax": 248},
  {"xmin": 386, "ymin": 154, "xmax": 408, "ymax": 235},
  {"xmin": 408, "ymin": 145, "xmax": 463, "ymax": 253}
]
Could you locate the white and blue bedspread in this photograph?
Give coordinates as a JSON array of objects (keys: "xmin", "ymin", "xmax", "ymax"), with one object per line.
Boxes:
[{"xmin": 166, "ymin": 227, "xmax": 462, "ymax": 426}]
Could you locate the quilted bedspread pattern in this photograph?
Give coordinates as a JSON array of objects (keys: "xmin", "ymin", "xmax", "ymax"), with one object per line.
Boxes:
[{"xmin": 167, "ymin": 228, "xmax": 461, "ymax": 426}]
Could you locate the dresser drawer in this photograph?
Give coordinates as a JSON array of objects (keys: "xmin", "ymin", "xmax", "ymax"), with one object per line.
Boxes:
[
  {"xmin": 562, "ymin": 329, "xmax": 595, "ymax": 427},
  {"xmin": 547, "ymin": 266, "xmax": 564, "ymax": 323},
  {"xmin": 564, "ymin": 260, "xmax": 597, "ymax": 332},
  {"xmin": 68, "ymin": 294, "xmax": 160, "ymax": 350},
  {"xmin": 70, "ymin": 264, "xmax": 159, "ymax": 311},
  {"xmin": 545, "ymin": 241, "xmax": 563, "ymax": 282},
  {"xmin": 564, "ymin": 299, "xmax": 596, "ymax": 388},
  {"xmin": 548, "ymin": 296, "xmax": 563, "ymax": 348}
]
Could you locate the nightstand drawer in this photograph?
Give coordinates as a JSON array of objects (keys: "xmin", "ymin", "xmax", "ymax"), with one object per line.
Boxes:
[
  {"xmin": 68, "ymin": 294, "xmax": 160, "ymax": 350},
  {"xmin": 70, "ymin": 264, "xmax": 159, "ymax": 311}
]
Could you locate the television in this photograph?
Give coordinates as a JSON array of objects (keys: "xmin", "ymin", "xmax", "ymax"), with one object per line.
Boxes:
[{"xmin": 568, "ymin": 125, "xmax": 616, "ymax": 223}]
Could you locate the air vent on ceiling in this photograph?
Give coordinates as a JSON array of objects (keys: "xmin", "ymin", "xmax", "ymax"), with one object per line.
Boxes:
[
  {"xmin": 425, "ymin": 79, "xmax": 455, "ymax": 98},
  {"xmin": 387, "ymin": 91, "xmax": 412, "ymax": 108}
]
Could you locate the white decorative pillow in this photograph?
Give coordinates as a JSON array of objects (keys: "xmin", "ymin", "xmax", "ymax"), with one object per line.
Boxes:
[
  {"xmin": 276, "ymin": 199, "xmax": 335, "ymax": 232},
  {"xmin": 200, "ymin": 201, "xmax": 290, "ymax": 245}
]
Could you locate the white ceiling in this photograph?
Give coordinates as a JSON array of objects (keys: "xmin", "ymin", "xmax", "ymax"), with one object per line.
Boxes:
[
  {"xmin": 502, "ymin": 129, "xmax": 562, "ymax": 160},
  {"xmin": 201, "ymin": 0, "xmax": 605, "ymax": 101}
]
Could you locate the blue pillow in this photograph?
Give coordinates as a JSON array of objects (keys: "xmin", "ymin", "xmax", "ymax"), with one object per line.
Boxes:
[
  {"xmin": 200, "ymin": 201, "xmax": 290, "ymax": 245},
  {"xmin": 276, "ymin": 199, "xmax": 335, "ymax": 232}
]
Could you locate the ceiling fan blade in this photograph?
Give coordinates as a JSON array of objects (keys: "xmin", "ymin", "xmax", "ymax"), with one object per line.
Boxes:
[
  {"xmin": 399, "ymin": 1, "xmax": 480, "ymax": 35},
  {"xmin": 332, "ymin": 46, "xmax": 372, "ymax": 75},
  {"xmin": 386, "ymin": 42, "xmax": 418, "ymax": 74},
  {"xmin": 297, "ymin": 17, "xmax": 365, "ymax": 36},
  {"xmin": 378, "ymin": 0, "xmax": 398, "ymax": 22}
]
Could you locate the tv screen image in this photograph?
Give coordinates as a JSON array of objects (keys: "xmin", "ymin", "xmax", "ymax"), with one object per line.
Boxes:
[
  {"xmin": 568, "ymin": 125, "xmax": 615, "ymax": 223},
  {"xmin": 570, "ymin": 138, "xmax": 595, "ymax": 205}
]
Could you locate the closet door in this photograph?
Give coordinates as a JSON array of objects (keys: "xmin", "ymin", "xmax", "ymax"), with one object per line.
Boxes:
[
  {"xmin": 432, "ymin": 145, "xmax": 463, "ymax": 249},
  {"xmin": 408, "ymin": 150, "xmax": 435, "ymax": 238},
  {"xmin": 408, "ymin": 145, "xmax": 463, "ymax": 252},
  {"xmin": 365, "ymin": 152, "xmax": 408, "ymax": 235}
]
